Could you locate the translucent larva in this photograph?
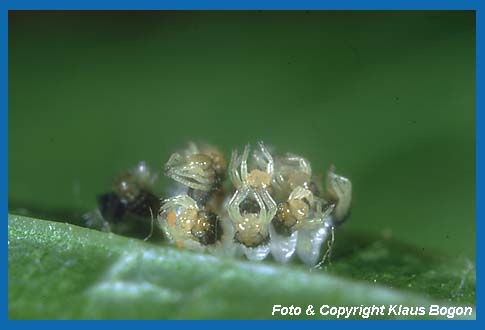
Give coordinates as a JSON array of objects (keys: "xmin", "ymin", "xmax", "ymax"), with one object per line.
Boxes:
[
  {"xmin": 83, "ymin": 161, "xmax": 161, "ymax": 240},
  {"xmin": 159, "ymin": 141, "xmax": 352, "ymax": 267}
]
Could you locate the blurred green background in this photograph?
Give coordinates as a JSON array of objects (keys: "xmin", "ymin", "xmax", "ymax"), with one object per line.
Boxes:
[{"xmin": 8, "ymin": 11, "xmax": 475, "ymax": 259}]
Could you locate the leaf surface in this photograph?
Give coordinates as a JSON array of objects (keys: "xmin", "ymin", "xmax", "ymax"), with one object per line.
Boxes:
[{"xmin": 8, "ymin": 215, "xmax": 475, "ymax": 320}]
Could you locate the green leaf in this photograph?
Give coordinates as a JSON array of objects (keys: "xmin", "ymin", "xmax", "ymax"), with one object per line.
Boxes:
[{"xmin": 8, "ymin": 214, "xmax": 475, "ymax": 320}]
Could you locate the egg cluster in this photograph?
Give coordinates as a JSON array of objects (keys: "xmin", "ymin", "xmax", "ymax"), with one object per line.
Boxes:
[{"xmin": 159, "ymin": 142, "xmax": 352, "ymax": 266}]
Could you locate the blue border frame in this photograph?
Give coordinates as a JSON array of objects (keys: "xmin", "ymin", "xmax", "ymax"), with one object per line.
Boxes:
[
  {"xmin": 0, "ymin": 0, "xmax": 479, "ymax": 10},
  {"xmin": 2, "ymin": 0, "xmax": 481, "ymax": 325},
  {"xmin": 477, "ymin": 5, "xmax": 482, "ymax": 325}
]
